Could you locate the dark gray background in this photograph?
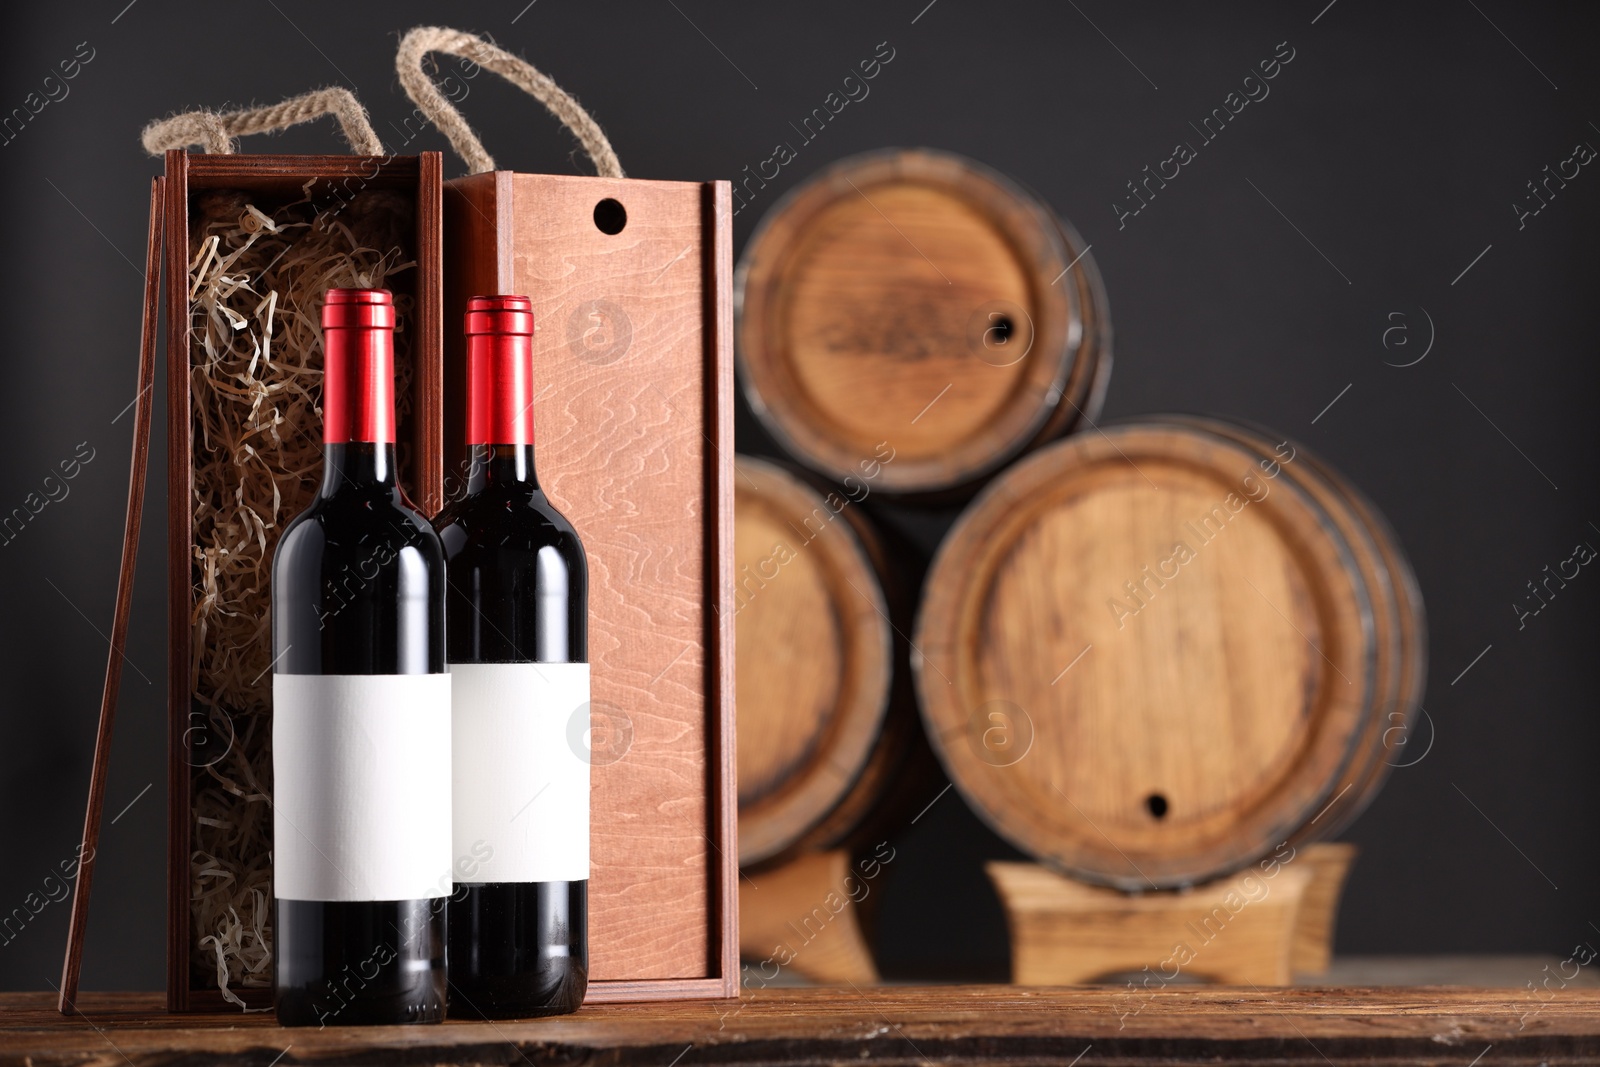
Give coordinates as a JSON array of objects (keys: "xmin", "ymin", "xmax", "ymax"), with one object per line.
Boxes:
[{"xmin": 1, "ymin": 0, "xmax": 1595, "ymax": 990}]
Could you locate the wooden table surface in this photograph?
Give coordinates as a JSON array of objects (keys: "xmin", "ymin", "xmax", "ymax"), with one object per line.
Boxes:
[{"xmin": 8, "ymin": 986, "xmax": 1600, "ymax": 1065}]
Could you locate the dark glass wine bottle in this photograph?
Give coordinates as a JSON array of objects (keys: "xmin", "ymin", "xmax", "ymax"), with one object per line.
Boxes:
[
  {"xmin": 436, "ymin": 294, "xmax": 590, "ymax": 1019},
  {"xmin": 271, "ymin": 288, "xmax": 450, "ymax": 1027}
]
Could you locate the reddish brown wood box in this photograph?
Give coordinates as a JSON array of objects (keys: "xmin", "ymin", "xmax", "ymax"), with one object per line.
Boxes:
[
  {"xmin": 138, "ymin": 150, "xmax": 735, "ymax": 1011},
  {"xmin": 162, "ymin": 151, "xmax": 444, "ymax": 1011},
  {"xmin": 442, "ymin": 171, "xmax": 737, "ymax": 1001}
]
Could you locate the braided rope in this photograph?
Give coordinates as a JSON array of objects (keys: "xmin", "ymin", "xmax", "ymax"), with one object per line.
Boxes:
[
  {"xmin": 142, "ymin": 86, "xmax": 384, "ymax": 156},
  {"xmin": 395, "ymin": 26, "xmax": 623, "ymax": 177}
]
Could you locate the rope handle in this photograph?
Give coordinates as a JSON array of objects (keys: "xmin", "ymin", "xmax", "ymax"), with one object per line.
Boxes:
[
  {"xmin": 141, "ymin": 86, "xmax": 385, "ymax": 156},
  {"xmin": 395, "ymin": 26, "xmax": 623, "ymax": 177}
]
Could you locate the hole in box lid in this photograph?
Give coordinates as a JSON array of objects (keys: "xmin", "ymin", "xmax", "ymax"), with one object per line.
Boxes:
[{"xmin": 593, "ymin": 198, "xmax": 627, "ymax": 235}]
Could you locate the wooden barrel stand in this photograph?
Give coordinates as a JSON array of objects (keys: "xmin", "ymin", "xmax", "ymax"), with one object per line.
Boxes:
[
  {"xmin": 739, "ymin": 850, "xmax": 881, "ymax": 986},
  {"xmin": 988, "ymin": 843, "xmax": 1356, "ymax": 986}
]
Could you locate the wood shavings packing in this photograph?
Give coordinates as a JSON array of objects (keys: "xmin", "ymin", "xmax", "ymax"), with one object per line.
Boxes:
[{"xmin": 186, "ymin": 183, "xmax": 416, "ymax": 1008}]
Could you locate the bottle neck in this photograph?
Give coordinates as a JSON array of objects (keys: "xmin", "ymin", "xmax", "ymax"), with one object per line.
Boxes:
[
  {"xmin": 320, "ymin": 290, "xmax": 397, "ymax": 497},
  {"xmin": 321, "ymin": 442, "xmax": 399, "ymax": 495},
  {"xmin": 465, "ymin": 332, "xmax": 535, "ymax": 449},
  {"xmin": 322, "ymin": 330, "xmax": 396, "ymax": 447},
  {"xmin": 460, "ymin": 296, "xmax": 540, "ymax": 499},
  {"xmin": 463, "ymin": 443, "xmax": 540, "ymax": 494}
]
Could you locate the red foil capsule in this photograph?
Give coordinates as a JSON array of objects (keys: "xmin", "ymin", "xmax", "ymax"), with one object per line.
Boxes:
[
  {"xmin": 321, "ymin": 288, "xmax": 396, "ymax": 444},
  {"xmin": 464, "ymin": 295, "xmax": 537, "ymax": 447}
]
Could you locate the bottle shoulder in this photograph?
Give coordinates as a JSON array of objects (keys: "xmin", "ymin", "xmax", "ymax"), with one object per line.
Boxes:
[
  {"xmin": 435, "ymin": 490, "xmax": 587, "ymax": 564},
  {"xmin": 277, "ymin": 490, "xmax": 445, "ymax": 568}
]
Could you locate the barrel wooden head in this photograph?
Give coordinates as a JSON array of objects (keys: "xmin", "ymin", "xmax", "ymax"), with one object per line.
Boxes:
[
  {"xmin": 913, "ymin": 421, "xmax": 1423, "ymax": 890},
  {"xmin": 736, "ymin": 149, "xmax": 1110, "ymax": 498}
]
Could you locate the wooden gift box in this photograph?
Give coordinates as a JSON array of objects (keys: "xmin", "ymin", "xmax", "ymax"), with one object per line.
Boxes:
[
  {"xmin": 442, "ymin": 172, "xmax": 737, "ymax": 1000},
  {"xmin": 62, "ymin": 149, "xmax": 735, "ymax": 1011},
  {"xmin": 161, "ymin": 150, "xmax": 444, "ymax": 1011}
]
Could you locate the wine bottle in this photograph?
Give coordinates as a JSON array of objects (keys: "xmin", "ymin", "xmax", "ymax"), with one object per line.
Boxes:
[
  {"xmin": 271, "ymin": 288, "xmax": 450, "ymax": 1027},
  {"xmin": 436, "ymin": 294, "xmax": 590, "ymax": 1018}
]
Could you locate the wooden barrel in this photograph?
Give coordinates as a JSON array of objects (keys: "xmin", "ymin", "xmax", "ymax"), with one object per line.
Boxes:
[
  {"xmin": 1299, "ymin": 452, "xmax": 1428, "ymax": 832},
  {"xmin": 736, "ymin": 149, "xmax": 1111, "ymax": 497},
  {"xmin": 1158, "ymin": 416, "xmax": 1427, "ymax": 841},
  {"xmin": 734, "ymin": 455, "xmax": 929, "ymax": 867},
  {"xmin": 913, "ymin": 421, "xmax": 1425, "ymax": 889}
]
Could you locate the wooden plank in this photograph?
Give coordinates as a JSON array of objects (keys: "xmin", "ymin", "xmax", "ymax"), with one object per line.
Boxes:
[
  {"xmin": 57, "ymin": 177, "xmax": 165, "ymax": 1014},
  {"xmin": 162, "ymin": 148, "xmax": 192, "ymax": 1013},
  {"xmin": 6, "ymin": 987, "xmax": 1600, "ymax": 1065},
  {"xmin": 705, "ymin": 177, "xmax": 739, "ymax": 999}
]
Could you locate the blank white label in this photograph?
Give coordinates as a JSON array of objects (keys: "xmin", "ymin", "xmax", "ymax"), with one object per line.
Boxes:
[
  {"xmin": 451, "ymin": 662, "xmax": 590, "ymax": 884},
  {"xmin": 272, "ymin": 673, "xmax": 453, "ymax": 902}
]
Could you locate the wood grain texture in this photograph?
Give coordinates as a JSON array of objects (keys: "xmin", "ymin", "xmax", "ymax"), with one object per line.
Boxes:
[
  {"xmin": 8, "ymin": 987, "xmax": 1600, "ymax": 1065},
  {"xmin": 989, "ymin": 858, "xmax": 1314, "ymax": 986},
  {"xmin": 915, "ymin": 424, "xmax": 1378, "ymax": 890},
  {"xmin": 59, "ymin": 178, "xmax": 165, "ymax": 1015},
  {"xmin": 736, "ymin": 149, "xmax": 1109, "ymax": 496},
  {"xmin": 162, "ymin": 151, "xmax": 443, "ymax": 1012},
  {"xmin": 739, "ymin": 850, "xmax": 879, "ymax": 984},
  {"xmin": 1292, "ymin": 842, "xmax": 1358, "ymax": 976},
  {"xmin": 443, "ymin": 172, "xmax": 737, "ymax": 994}
]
